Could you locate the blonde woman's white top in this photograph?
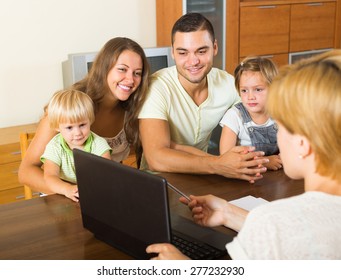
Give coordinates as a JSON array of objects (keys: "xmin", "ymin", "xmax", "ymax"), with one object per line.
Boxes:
[{"xmin": 226, "ymin": 191, "xmax": 341, "ymax": 259}]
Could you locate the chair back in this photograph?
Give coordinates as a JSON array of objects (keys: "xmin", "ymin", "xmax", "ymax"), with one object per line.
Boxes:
[{"xmin": 19, "ymin": 132, "xmax": 35, "ymax": 199}]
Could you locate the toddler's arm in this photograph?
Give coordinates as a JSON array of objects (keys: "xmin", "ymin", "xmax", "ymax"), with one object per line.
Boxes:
[{"xmin": 43, "ymin": 159, "xmax": 79, "ymax": 202}]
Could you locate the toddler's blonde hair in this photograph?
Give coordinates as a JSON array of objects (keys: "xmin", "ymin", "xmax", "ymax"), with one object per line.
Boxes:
[{"xmin": 47, "ymin": 89, "xmax": 95, "ymax": 130}]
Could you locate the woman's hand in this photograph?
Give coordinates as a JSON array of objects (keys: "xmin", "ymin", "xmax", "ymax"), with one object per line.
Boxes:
[
  {"xmin": 146, "ymin": 243, "xmax": 190, "ymax": 260},
  {"xmin": 181, "ymin": 194, "xmax": 248, "ymax": 232},
  {"xmin": 186, "ymin": 195, "xmax": 229, "ymax": 228}
]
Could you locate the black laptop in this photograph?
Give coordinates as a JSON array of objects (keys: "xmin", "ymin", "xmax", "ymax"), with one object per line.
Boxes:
[{"xmin": 73, "ymin": 149, "xmax": 235, "ymax": 259}]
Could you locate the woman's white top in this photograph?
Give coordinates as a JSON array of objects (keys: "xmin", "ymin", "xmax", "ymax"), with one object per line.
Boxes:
[{"xmin": 226, "ymin": 191, "xmax": 341, "ymax": 259}]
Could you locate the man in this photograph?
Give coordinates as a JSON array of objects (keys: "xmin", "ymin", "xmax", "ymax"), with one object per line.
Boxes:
[{"xmin": 138, "ymin": 13, "xmax": 268, "ymax": 182}]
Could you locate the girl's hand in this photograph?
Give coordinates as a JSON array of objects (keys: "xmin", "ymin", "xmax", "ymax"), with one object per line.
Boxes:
[{"xmin": 264, "ymin": 154, "xmax": 282, "ymax": 171}]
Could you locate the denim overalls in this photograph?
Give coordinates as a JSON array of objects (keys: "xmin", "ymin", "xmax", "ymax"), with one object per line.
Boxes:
[{"xmin": 235, "ymin": 103, "xmax": 279, "ymax": 156}]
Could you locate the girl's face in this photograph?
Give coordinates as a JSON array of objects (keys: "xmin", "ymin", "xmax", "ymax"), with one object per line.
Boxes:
[
  {"xmin": 106, "ymin": 50, "xmax": 143, "ymax": 101},
  {"xmin": 58, "ymin": 119, "xmax": 91, "ymax": 150},
  {"xmin": 239, "ymin": 71, "xmax": 268, "ymax": 115}
]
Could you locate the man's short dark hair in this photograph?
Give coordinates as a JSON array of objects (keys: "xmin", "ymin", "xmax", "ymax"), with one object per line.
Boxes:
[{"xmin": 171, "ymin": 13, "xmax": 215, "ymax": 45}]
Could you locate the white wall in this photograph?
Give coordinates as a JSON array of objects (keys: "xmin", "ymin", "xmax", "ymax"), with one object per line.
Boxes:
[{"xmin": 0, "ymin": 0, "xmax": 156, "ymax": 128}]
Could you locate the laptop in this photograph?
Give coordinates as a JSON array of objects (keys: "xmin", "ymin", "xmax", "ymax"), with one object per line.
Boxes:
[{"xmin": 73, "ymin": 149, "xmax": 235, "ymax": 259}]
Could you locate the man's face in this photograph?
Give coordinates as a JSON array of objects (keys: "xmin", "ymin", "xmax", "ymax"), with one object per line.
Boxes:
[{"xmin": 172, "ymin": 30, "xmax": 217, "ymax": 86}]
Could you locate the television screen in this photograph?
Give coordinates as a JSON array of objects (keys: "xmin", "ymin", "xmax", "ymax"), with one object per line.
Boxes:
[
  {"xmin": 62, "ymin": 47, "xmax": 174, "ymax": 89},
  {"xmin": 87, "ymin": 62, "xmax": 93, "ymax": 71},
  {"xmin": 147, "ymin": 55, "xmax": 168, "ymax": 74}
]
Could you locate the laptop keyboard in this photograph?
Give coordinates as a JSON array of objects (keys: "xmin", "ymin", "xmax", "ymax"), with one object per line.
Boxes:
[{"xmin": 172, "ymin": 234, "xmax": 226, "ymax": 260}]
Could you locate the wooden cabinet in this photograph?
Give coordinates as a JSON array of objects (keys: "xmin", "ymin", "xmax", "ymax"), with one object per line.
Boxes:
[
  {"xmin": 240, "ymin": 5, "xmax": 290, "ymax": 57},
  {"xmin": 0, "ymin": 123, "xmax": 37, "ymax": 204},
  {"xmin": 0, "ymin": 143, "xmax": 23, "ymax": 203},
  {"xmin": 156, "ymin": 0, "xmax": 182, "ymax": 47},
  {"xmin": 239, "ymin": 0, "xmax": 338, "ymax": 67},
  {"xmin": 156, "ymin": 0, "xmax": 341, "ymax": 73},
  {"xmin": 290, "ymin": 2, "xmax": 336, "ymax": 52}
]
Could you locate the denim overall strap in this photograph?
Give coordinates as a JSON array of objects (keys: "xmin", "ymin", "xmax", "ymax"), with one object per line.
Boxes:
[{"xmin": 235, "ymin": 103, "xmax": 279, "ymax": 156}]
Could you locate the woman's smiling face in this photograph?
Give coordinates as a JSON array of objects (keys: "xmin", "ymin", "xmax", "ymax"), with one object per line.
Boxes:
[{"xmin": 106, "ymin": 50, "xmax": 143, "ymax": 101}]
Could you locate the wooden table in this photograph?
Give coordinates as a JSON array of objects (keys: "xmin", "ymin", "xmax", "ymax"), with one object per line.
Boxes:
[{"xmin": 0, "ymin": 170, "xmax": 304, "ymax": 259}]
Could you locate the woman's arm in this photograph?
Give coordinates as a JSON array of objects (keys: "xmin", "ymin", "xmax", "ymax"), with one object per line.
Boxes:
[
  {"xmin": 188, "ymin": 194, "xmax": 248, "ymax": 232},
  {"xmin": 146, "ymin": 195, "xmax": 249, "ymax": 260},
  {"xmin": 18, "ymin": 115, "xmax": 57, "ymax": 194}
]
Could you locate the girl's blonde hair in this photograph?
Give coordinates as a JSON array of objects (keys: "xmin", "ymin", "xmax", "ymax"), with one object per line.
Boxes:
[
  {"xmin": 234, "ymin": 56, "xmax": 278, "ymax": 93},
  {"xmin": 267, "ymin": 49, "xmax": 341, "ymax": 183},
  {"xmin": 47, "ymin": 89, "xmax": 95, "ymax": 129}
]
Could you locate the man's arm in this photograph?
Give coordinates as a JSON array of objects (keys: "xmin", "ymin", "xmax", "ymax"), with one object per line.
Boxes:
[
  {"xmin": 170, "ymin": 141, "xmax": 208, "ymax": 156},
  {"xmin": 140, "ymin": 118, "xmax": 208, "ymax": 173},
  {"xmin": 139, "ymin": 119, "xmax": 268, "ymax": 182}
]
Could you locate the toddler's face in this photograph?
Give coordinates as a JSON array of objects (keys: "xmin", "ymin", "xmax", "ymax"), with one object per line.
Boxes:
[
  {"xmin": 239, "ymin": 71, "xmax": 268, "ymax": 115},
  {"xmin": 58, "ymin": 119, "xmax": 91, "ymax": 150}
]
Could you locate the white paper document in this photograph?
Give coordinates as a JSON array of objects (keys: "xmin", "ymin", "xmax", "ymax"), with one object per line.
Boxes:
[{"xmin": 229, "ymin": 195, "xmax": 268, "ymax": 211}]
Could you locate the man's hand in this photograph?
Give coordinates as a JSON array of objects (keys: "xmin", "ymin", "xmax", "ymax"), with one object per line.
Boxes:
[{"xmin": 213, "ymin": 146, "xmax": 269, "ymax": 183}]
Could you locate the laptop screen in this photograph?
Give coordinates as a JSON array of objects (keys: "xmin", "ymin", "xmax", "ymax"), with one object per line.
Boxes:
[
  {"xmin": 74, "ymin": 149, "xmax": 234, "ymax": 260},
  {"xmin": 74, "ymin": 149, "xmax": 171, "ymax": 259}
]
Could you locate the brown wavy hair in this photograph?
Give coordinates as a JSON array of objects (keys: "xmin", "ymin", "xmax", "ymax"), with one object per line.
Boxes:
[{"xmin": 71, "ymin": 37, "xmax": 150, "ymax": 163}]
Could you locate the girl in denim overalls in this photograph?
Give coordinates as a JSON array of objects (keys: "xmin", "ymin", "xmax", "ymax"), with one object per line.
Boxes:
[{"xmin": 219, "ymin": 56, "xmax": 282, "ymax": 171}]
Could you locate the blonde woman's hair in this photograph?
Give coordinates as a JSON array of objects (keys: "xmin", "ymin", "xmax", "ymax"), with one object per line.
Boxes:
[
  {"xmin": 47, "ymin": 89, "xmax": 95, "ymax": 130},
  {"xmin": 234, "ymin": 56, "xmax": 278, "ymax": 93},
  {"xmin": 267, "ymin": 49, "xmax": 341, "ymax": 183}
]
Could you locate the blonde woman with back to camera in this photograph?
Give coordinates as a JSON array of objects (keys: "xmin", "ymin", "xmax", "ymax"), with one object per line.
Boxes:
[{"xmin": 147, "ymin": 49, "xmax": 341, "ymax": 259}]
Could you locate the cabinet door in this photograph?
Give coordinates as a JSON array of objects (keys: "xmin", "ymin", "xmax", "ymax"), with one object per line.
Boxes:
[
  {"xmin": 240, "ymin": 5, "xmax": 290, "ymax": 57},
  {"xmin": 290, "ymin": 2, "xmax": 336, "ymax": 52},
  {"xmin": 0, "ymin": 187, "xmax": 25, "ymax": 204},
  {"xmin": 0, "ymin": 143, "xmax": 21, "ymax": 164},
  {"xmin": 0, "ymin": 162, "xmax": 20, "ymax": 191},
  {"xmin": 156, "ymin": 0, "xmax": 182, "ymax": 46}
]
